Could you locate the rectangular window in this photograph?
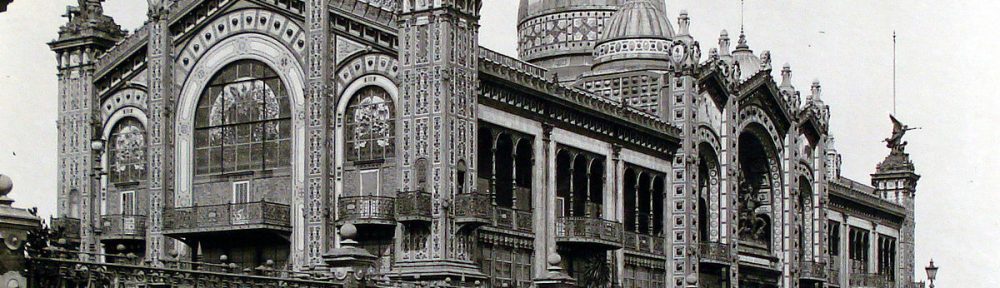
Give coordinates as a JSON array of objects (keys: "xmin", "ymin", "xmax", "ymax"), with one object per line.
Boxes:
[
  {"xmin": 232, "ymin": 181, "xmax": 251, "ymax": 203},
  {"xmin": 120, "ymin": 191, "xmax": 135, "ymax": 215},
  {"xmin": 360, "ymin": 170, "xmax": 380, "ymax": 196},
  {"xmin": 555, "ymin": 197, "xmax": 566, "ymax": 218}
]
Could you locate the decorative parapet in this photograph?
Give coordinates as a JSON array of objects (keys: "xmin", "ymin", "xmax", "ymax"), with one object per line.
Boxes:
[
  {"xmin": 478, "ymin": 47, "xmax": 681, "ymax": 139},
  {"xmin": 94, "ymin": 22, "xmax": 150, "ymax": 78},
  {"xmin": 162, "ymin": 201, "xmax": 291, "ymax": 234},
  {"xmin": 396, "ymin": 190, "xmax": 432, "ymax": 223},
  {"xmin": 829, "ymin": 177, "xmax": 906, "ymax": 217},
  {"xmin": 337, "ymin": 195, "xmax": 396, "ymax": 226},
  {"xmin": 698, "ymin": 242, "xmax": 733, "ymax": 265},
  {"xmin": 623, "ymin": 231, "xmax": 665, "ymax": 256},
  {"xmin": 554, "ymin": 217, "xmax": 624, "ymax": 250},
  {"xmin": 27, "ymin": 257, "xmax": 342, "ymax": 287},
  {"xmin": 99, "ymin": 214, "xmax": 146, "ymax": 240},
  {"xmin": 454, "ymin": 193, "xmax": 493, "ymax": 226}
]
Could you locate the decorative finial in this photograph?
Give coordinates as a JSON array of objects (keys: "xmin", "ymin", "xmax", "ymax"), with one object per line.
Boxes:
[
  {"xmin": 736, "ymin": 31, "xmax": 749, "ymax": 50},
  {"xmin": 0, "ymin": 174, "xmax": 13, "ymax": 205},
  {"xmin": 719, "ymin": 30, "xmax": 731, "ymax": 56},
  {"xmin": 781, "ymin": 63, "xmax": 793, "ymax": 87},
  {"xmin": 810, "ymin": 79, "xmax": 822, "ymax": 102},
  {"xmin": 678, "ymin": 10, "xmax": 691, "ymax": 36},
  {"xmin": 340, "ymin": 223, "xmax": 358, "ymax": 243}
]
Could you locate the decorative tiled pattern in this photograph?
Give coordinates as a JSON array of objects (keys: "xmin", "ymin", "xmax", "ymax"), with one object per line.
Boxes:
[{"xmin": 517, "ymin": 10, "xmax": 616, "ymax": 61}]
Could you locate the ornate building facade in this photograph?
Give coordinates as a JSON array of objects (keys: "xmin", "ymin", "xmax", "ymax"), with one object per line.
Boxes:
[{"xmin": 47, "ymin": 0, "xmax": 920, "ymax": 287}]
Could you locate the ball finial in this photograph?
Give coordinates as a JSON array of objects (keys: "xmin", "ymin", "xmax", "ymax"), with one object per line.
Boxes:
[
  {"xmin": 685, "ymin": 273, "xmax": 698, "ymax": 284},
  {"xmin": 340, "ymin": 223, "xmax": 358, "ymax": 240},
  {"xmin": 0, "ymin": 174, "xmax": 13, "ymax": 196},
  {"xmin": 547, "ymin": 253, "xmax": 562, "ymax": 267}
]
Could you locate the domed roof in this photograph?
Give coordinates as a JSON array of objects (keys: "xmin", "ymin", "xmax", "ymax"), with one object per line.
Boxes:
[
  {"xmin": 731, "ymin": 32, "xmax": 762, "ymax": 80},
  {"xmin": 518, "ymin": 0, "xmax": 628, "ymax": 24},
  {"xmin": 598, "ymin": 0, "xmax": 674, "ymax": 44}
]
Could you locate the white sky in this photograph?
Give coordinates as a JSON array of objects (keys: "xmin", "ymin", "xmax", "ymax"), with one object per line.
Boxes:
[{"xmin": 1, "ymin": 0, "xmax": 997, "ymax": 286}]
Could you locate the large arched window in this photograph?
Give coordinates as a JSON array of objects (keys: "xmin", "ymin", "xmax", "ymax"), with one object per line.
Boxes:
[
  {"xmin": 194, "ymin": 60, "xmax": 291, "ymax": 175},
  {"xmin": 345, "ymin": 86, "xmax": 395, "ymax": 162},
  {"xmin": 109, "ymin": 118, "xmax": 146, "ymax": 183}
]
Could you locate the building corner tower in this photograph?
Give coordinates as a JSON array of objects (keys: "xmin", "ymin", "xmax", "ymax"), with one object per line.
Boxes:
[
  {"xmin": 871, "ymin": 131, "xmax": 920, "ymax": 287},
  {"xmin": 394, "ymin": 0, "xmax": 485, "ymax": 284},
  {"xmin": 48, "ymin": 0, "xmax": 125, "ymax": 256}
]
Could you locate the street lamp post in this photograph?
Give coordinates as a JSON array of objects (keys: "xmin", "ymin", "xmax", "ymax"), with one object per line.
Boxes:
[
  {"xmin": 925, "ymin": 259, "xmax": 938, "ymax": 288},
  {"xmin": 89, "ymin": 138, "xmax": 106, "ymax": 262}
]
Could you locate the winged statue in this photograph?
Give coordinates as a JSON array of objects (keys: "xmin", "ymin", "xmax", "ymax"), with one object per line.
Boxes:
[{"xmin": 884, "ymin": 115, "xmax": 918, "ymax": 152}]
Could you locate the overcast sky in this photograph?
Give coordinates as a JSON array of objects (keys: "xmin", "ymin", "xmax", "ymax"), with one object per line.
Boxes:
[{"xmin": 1, "ymin": 0, "xmax": 997, "ymax": 286}]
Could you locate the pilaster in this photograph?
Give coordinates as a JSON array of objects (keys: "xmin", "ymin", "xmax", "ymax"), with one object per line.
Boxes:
[
  {"xmin": 304, "ymin": 0, "xmax": 333, "ymax": 269},
  {"xmin": 144, "ymin": 1, "xmax": 174, "ymax": 265}
]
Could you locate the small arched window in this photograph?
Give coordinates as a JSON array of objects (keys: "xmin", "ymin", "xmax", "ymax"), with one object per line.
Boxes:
[
  {"xmin": 108, "ymin": 118, "xmax": 146, "ymax": 183},
  {"xmin": 194, "ymin": 60, "xmax": 291, "ymax": 175},
  {"xmin": 345, "ymin": 86, "xmax": 395, "ymax": 162}
]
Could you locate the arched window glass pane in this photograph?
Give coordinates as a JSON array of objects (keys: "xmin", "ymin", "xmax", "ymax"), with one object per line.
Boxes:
[
  {"xmin": 194, "ymin": 60, "xmax": 291, "ymax": 175},
  {"xmin": 109, "ymin": 118, "xmax": 146, "ymax": 183},
  {"xmin": 345, "ymin": 86, "xmax": 395, "ymax": 162}
]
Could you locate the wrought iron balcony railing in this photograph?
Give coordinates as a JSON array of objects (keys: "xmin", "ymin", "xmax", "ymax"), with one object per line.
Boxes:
[
  {"xmin": 454, "ymin": 193, "xmax": 493, "ymax": 226},
  {"xmin": 337, "ymin": 195, "xmax": 396, "ymax": 227},
  {"xmin": 396, "ymin": 190, "xmax": 432, "ymax": 223},
  {"xmin": 698, "ymin": 242, "xmax": 733, "ymax": 265},
  {"xmin": 849, "ymin": 273, "xmax": 893, "ymax": 288},
  {"xmin": 799, "ymin": 261, "xmax": 828, "ymax": 281},
  {"xmin": 493, "ymin": 207, "xmax": 533, "ymax": 233},
  {"xmin": 623, "ymin": 231, "xmax": 665, "ymax": 256},
  {"xmin": 163, "ymin": 201, "xmax": 292, "ymax": 235},
  {"xmin": 555, "ymin": 216, "xmax": 624, "ymax": 250},
  {"xmin": 99, "ymin": 214, "xmax": 146, "ymax": 241}
]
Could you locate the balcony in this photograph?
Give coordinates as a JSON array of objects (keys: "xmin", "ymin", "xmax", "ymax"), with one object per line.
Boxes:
[
  {"xmin": 828, "ymin": 267, "xmax": 841, "ymax": 286},
  {"xmin": 849, "ymin": 273, "xmax": 893, "ymax": 288},
  {"xmin": 493, "ymin": 207, "xmax": 533, "ymax": 233},
  {"xmin": 396, "ymin": 190, "xmax": 432, "ymax": 223},
  {"xmin": 799, "ymin": 261, "xmax": 828, "ymax": 282},
  {"xmin": 555, "ymin": 217, "xmax": 623, "ymax": 250},
  {"xmin": 163, "ymin": 201, "xmax": 291, "ymax": 239},
  {"xmin": 623, "ymin": 231, "xmax": 665, "ymax": 256},
  {"xmin": 454, "ymin": 193, "xmax": 493, "ymax": 226},
  {"xmin": 337, "ymin": 195, "xmax": 396, "ymax": 228},
  {"xmin": 699, "ymin": 242, "xmax": 733, "ymax": 265},
  {"xmin": 99, "ymin": 214, "xmax": 146, "ymax": 242},
  {"xmin": 50, "ymin": 217, "xmax": 81, "ymax": 241}
]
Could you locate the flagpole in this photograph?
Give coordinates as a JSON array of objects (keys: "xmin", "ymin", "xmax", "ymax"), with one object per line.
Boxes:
[{"xmin": 893, "ymin": 31, "xmax": 897, "ymax": 116}]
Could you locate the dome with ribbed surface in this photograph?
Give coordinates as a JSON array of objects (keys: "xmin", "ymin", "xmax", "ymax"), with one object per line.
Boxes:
[
  {"xmin": 597, "ymin": 0, "xmax": 674, "ymax": 44},
  {"xmin": 591, "ymin": 0, "xmax": 674, "ymax": 72}
]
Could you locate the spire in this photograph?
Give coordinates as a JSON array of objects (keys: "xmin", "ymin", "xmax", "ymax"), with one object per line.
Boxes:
[{"xmin": 736, "ymin": 30, "xmax": 750, "ymax": 51}]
